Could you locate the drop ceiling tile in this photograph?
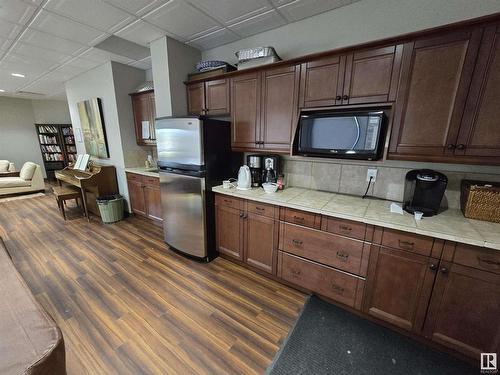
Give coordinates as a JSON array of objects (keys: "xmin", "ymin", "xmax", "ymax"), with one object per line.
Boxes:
[
  {"xmin": 0, "ymin": 70, "xmax": 28, "ymax": 91},
  {"xmin": 115, "ymin": 19, "xmax": 165, "ymax": 46},
  {"xmin": 188, "ymin": 28, "xmax": 239, "ymax": 50},
  {"xmin": 0, "ymin": 0, "xmax": 37, "ymax": 25},
  {"xmin": 103, "ymin": 0, "xmax": 168, "ymax": 16},
  {"xmin": 129, "ymin": 56, "xmax": 152, "ymax": 70},
  {"xmin": 20, "ymin": 28, "xmax": 87, "ymax": 56},
  {"xmin": 65, "ymin": 55, "xmax": 103, "ymax": 70},
  {"xmin": 10, "ymin": 41, "xmax": 72, "ymax": 64},
  {"xmin": 277, "ymin": 0, "xmax": 356, "ymax": 22},
  {"xmin": 0, "ymin": 19, "xmax": 22, "ymax": 39},
  {"xmin": 2, "ymin": 51, "xmax": 57, "ymax": 70},
  {"xmin": 22, "ymin": 77, "xmax": 66, "ymax": 95},
  {"xmin": 44, "ymin": 0, "xmax": 133, "ymax": 32},
  {"xmin": 229, "ymin": 10, "xmax": 286, "ymax": 38},
  {"xmin": 77, "ymin": 47, "xmax": 133, "ymax": 65},
  {"xmin": 188, "ymin": 0, "xmax": 270, "ymax": 25},
  {"xmin": 30, "ymin": 10, "xmax": 107, "ymax": 45},
  {"xmin": 0, "ymin": 58, "xmax": 50, "ymax": 78},
  {"xmin": 144, "ymin": 0, "xmax": 220, "ymax": 40},
  {"xmin": 49, "ymin": 63, "xmax": 88, "ymax": 81}
]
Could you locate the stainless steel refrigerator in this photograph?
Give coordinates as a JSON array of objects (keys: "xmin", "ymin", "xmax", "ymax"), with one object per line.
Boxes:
[{"xmin": 155, "ymin": 116, "xmax": 240, "ymax": 261}]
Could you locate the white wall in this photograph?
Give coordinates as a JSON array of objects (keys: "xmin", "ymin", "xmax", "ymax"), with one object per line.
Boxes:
[
  {"xmin": 202, "ymin": 0, "xmax": 500, "ymax": 63},
  {"xmin": 0, "ymin": 97, "xmax": 71, "ymax": 177},
  {"xmin": 151, "ymin": 36, "xmax": 201, "ymax": 117},
  {"xmin": 32, "ymin": 99, "xmax": 71, "ymax": 124},
  {"xmin": 65, "ymin": 61, "xmax": 148, "ymax": 211}
]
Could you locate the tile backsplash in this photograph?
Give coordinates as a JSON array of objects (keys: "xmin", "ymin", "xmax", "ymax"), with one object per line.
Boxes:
[{"xmin": 282, "ymin": 156, "xmax": 500, "ymax": 209}]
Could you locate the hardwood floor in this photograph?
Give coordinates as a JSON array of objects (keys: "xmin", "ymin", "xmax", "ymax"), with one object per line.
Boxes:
[{"xmin": 0, "ymin": 193, "xmax": 306, "ymax": 375}]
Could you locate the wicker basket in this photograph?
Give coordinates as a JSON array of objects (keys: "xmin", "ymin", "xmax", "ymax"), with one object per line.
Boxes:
[{"xmin": 461, "ymin": 180, "xmax": 500, "ymax": 223}]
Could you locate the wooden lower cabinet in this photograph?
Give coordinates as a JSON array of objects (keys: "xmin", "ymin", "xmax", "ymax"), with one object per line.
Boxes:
[
  {"xmin": 215, "ymin": 204, "xmax": 244, "ymax": 261},
  {"xmin": 363, "ymin": 246, "xmax": 438, "ymax": 332},
  {"xmin": 126, "ymin": 173, "xmax": 162, "ymax": 222},
  {"xmin": 423, "ymin": 262, "xmax": 500, "ymax": 358},
  {"xmin": 214, "ymin": 193, "xmax": 500, "ymax": 361}
]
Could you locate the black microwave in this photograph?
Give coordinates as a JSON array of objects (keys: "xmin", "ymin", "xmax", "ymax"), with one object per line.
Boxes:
[{"xmin": 293, "ymin": 109, "xmax": 387, "ymax": 160}]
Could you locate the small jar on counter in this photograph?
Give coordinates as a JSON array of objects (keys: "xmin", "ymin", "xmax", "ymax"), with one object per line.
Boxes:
[{"xmin": 277, "ymin": 174, "xmax": 286, "ymax": 190}]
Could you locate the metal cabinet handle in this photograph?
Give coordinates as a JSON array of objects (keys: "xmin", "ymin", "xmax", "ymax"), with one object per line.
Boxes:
[
  {"xmin": 440, "ymin": 267, "xmax": 449, "ymax": 274},
  {"xmin": 291, "ymin": 268, "xmax": 301, "ymax": 277},
  {"xmin": 339, "ymin": 225, "xmax": 352, "ymax": 231},
  {"xmin": 255, "ymin": 207, "xmax": 265, "ymax": 211},
  {"xmin": 477, "ymin": 256, "xmax": 500, "ymax": 267},
  {"xmin": 336, "ymin": 251, "xmax": 349, "ymax": 261},
  {"xmin": 456, "ymin": 144, "xmax": 466, "ymax": 150},
  {"xmin": 342, "ymin": 95, "xmax": 349, "ymax": 100},
  {"xmin": 429, "ymin": 263, "xmax": 437, "ymax": 271},
  {"xmin": 399, "ymin": 240, "xmax": 414, "ymax": 249},
  {"xmin": 293, "ymin": 216, "xmax": 305, "ymax": 222},
  {"xmin": 292, "ymin": 239, "xmax": 303, "ymax": 246},
  {"xmin": 239, "ymin": 212, "xmax": 244, "ymax": 218},
  {"xmin": 331, "ymin": 283, "xmax": 345, "ymax": 294},
  {"xmin": 335, "ymin": 95, "xmax": 342, "ymax": 100},
  {"xmin": 446, "ymin": 144, "xmax": 456, "ymax": 150}
]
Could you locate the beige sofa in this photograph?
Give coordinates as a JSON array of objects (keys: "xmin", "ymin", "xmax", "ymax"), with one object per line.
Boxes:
[
  {"xmin": 0, "ymin": 162, "xmax": 45, "ymax": 196},
  {"xmin": 0, "ymin": 160, "xmax": 15, "ymax": 174}
]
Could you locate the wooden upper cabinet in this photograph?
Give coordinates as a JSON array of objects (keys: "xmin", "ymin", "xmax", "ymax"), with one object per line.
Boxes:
[
  {"xmin": 130, "ymin": 90, "xmax": 156, "ymax": 146},
  {"xmin": 261, "ymin": 65, "xmax": 300, "ymax": 152},
  {"xmin": 230, "ymin": 72, "xmax": 261, "ymax": 151},
  {"xmin": 389, "ymin": 29, "xmax": 483, "ymax": 159},
  {"xmin": 187, "ymin": 79, "xmax": 230, "ymax": 116},
  {"xmin": 363, "ymin": 246, "xmax": 438, "ymax": 333},
  {"xmin": 187, "ymin": 82, "xmax": 205, "ymax": 115},
  {"xmin": 423, "ymin": 262, "xmax": 500, "ymax": 358},
  {"xmin": 342, "ymin": 45, "xmax": 403, "ymax": 105},
  {"xmin": 457, "ymin": 24, "xmax": 500, "ymax": 159},
  {"xmin": 205, "ymin": 79, "xmax": 230, "ymax": 115},
  {"xmin": 300, "ymin": 55, "xmax": 345, "ymax": 108}
]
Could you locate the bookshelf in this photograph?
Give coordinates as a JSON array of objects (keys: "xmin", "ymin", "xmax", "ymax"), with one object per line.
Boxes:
[{"xmin": 35, "ymin": 124, "xmax": 75, "ymax": 179}]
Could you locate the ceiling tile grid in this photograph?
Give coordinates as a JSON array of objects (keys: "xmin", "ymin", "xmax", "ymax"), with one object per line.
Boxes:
[{"xmin": 0, "ymin": 0, "xmax": 359, "ymax": 99}]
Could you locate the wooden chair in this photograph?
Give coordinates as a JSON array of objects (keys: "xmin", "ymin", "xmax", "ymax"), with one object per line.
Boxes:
[{"xmin": 52, "ymin": 186, "xmax": 83, "ymax": 220}]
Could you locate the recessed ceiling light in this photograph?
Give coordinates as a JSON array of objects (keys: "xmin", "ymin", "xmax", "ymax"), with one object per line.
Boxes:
[
  {"xmin": 11, "ymin": 73, "xmax": 25, "ymax": 78},
  {"xmin": 0, "ymin": 89, "xmax": 5, "ymax": 92}
]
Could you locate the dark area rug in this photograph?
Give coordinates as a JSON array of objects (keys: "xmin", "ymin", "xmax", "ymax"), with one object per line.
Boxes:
[{"xmin": 267, "ymin": 296, "xmax": 476, "ymax": 375}]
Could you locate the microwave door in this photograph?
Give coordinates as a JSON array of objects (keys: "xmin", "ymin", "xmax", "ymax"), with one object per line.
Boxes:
[{"xmin": 155, "ymin": 117, "xmax": 204, "ymax": 167}]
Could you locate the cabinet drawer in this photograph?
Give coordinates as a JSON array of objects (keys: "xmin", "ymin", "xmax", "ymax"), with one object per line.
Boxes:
[
  {"xmin": 453, "ymin": 244, "xmax": 500, "ymax": 275},
  {"xmin": 281, "ymin": 208, "xmax": 321, "ymax": 229},
  {"xmin": 126, "ymin": 172, "xmax": 143, "ymax": 182},
  {"xmin": 278, "ymin": 251, "xmax": 364, "ymax": 309},
  {"xmin": 279, "ymin": 222, "xmax": 369, "ymax": 276},
  {"xmin": 247, "ymin": 201, "xmax": 275, "ymax": 218},
  {"xmin": 215, "ymin": 194, "xmax": 243, "ymax": 210},
  {"xmin": 143, "ymin": 176, "xmax": 159, "ymax": 186},
  {"xmin": 381, "ymin": 229, "xmax": 434, "ymax": 256},
  {"xmin": 324, "ymin": 217, "xmax": 367, "ymax": 240}
]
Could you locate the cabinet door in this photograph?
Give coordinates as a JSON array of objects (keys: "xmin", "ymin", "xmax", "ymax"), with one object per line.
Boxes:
[
  {"xmin": 363, "ymin": 246, "xmax": 438, "ymax": 333},
  {"xmin": 205, "ymin": 79, "xmax": 230, "ymax": 115},
  {"xmin": 424, "ymin": 262, "xmax": 500, "ymax": 358},
  {"xmin": 342, "ymin": 45, "xmax": 402, "ymax": 105},
  {"xmin": 131, "ymin": 92, "xmax": 153, "ymax": 145},
  {"xmin": 299, "ymin": 55, "xmax": 345, "ymax": 108},
  {"xmin": 216, "ymin": 204, "xmax": 244, "ymax": 261},
  {"xmin": 187, "ymin": 82, "xmax": 205, "ymax": 115},
  {"xmin": 389, "ymin": 29, "xmax": 482, "ymax": 159},
  {"xmin": 230, "ymin": 72, "xmax": 261, "ymax": 151},
  {"xmin": 144, "ymin": 184, "xmax": 162, "ymax": 222},
  {"xmin": 457, "ymin": 24, "xmax": 500, "ymax": 160},
  {"xmin": 245, "ymin": 212, "xmax": 276, "ymax": 274},
  {"xmin": 127, "ymin": 180, "xmax": 146, "ymax": 217},
  {"xmin": 260, "ymin": 65, "xmax": 300, "ymax": 152}
]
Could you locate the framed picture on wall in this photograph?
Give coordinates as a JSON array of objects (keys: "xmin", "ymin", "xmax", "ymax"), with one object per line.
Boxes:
[{"xmin": 77, "ymin": 97, "xmax": 109, "ymax": 158}]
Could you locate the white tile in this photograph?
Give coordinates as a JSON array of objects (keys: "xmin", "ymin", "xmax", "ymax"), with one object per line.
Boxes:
[
  {"xmin": 20, "ymin": 28, "xmax": 87, "ymax": 56},
  {"xmin": 115, "ymin": 19, "xmax": 165, "ymax": 46},
  {"xmin": 44, "ymin": 0, "xmax": 133, "ymax": 32},
  {"xmin": 0, "ymin": 69, "xmax": 30, "ymax": 91},
  {"xmin": 129, "ymin": 56, "xmax": 152, "ymax": 70},
  {"xmin": 22, "ymin": 77, "xmax": 66, "ymax": 95},
  {"xmin": 144, "ymin": 0, "xmax": 220, "ymax": 39},
  {"xmin": 188, "ymin": 0, "xmax": 270, "ymax": 25},
  {"xmin": 229, "ymin": 9, "xmax": 286, "ymax": 38},
  {"xmin": 0, "ymin": 0, "xmax": 37, "ymax": 24},
  {"xmin": 2, "ymin": 51, "xmax": 56, "ymax": 70},
  {"xmin": 30, "ymin": 10, "xmax": 107, "ymax": 45},
  {"xmin": 0, "ymin": 19, "xmax": 22, "ymax": 39},
  {"xmin": 103, "ymin": 0, "xmax": 168, "ymax": 16},
  {"xmin": 277, "ymin": 0, "xmax": 355, "ymax": 22},
  {"xmin": 48, "ymin": 63, "xmax": 89, "ymax": 81},
  {"xmin": 76, "ymin": 47, "xmax": 133, "ymax": 65},
  {"xmin": 10, "ymin": 41, "xmax": 72, "ymax": 64},
  {"xmin": 187, "ymin": 28, "xmax": 239, "ymax": 50}
]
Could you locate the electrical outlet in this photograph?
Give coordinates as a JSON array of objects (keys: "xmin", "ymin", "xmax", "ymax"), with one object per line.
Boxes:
[{"xmin": 366, "ymin": 168, "xmax": 378, "ymax": 182}]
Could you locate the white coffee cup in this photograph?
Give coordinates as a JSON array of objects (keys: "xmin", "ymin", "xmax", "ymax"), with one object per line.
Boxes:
[{"xmin": 414, "ymin": 211, "xmax": 424, "ymax": 221}]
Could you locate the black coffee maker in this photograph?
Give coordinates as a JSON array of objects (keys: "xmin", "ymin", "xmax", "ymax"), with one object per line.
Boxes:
[
  {"xmin": 262, "ymin": 155, "xmax": 279, "ymax": 184},
  {"xmin": 403, "ymin": 169, "xmax": 447, "ymax": 216},
  {"xmin": 247, "ymin": 155, "xmax": 262, "ymax": 187}
]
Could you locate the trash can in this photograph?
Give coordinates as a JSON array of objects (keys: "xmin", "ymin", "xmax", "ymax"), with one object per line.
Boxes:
[{"xmin": 96, "ymin": 194, "xmax": 124, "ymax": 223}]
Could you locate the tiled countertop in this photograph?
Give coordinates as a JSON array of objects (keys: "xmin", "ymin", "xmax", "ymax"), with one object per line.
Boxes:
[
  {"xmin": 125, "ymin": 167, "xmax": 159, "ymax": 178},
  {"xmin": 212, "ymin": 185, "xmax": 500, "ymax": 251}
]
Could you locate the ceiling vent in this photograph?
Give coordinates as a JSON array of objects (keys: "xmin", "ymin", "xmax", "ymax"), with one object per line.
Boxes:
[{"xmin": 94, "ymin": 36, "xmax": 150, "ymax": 61}]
